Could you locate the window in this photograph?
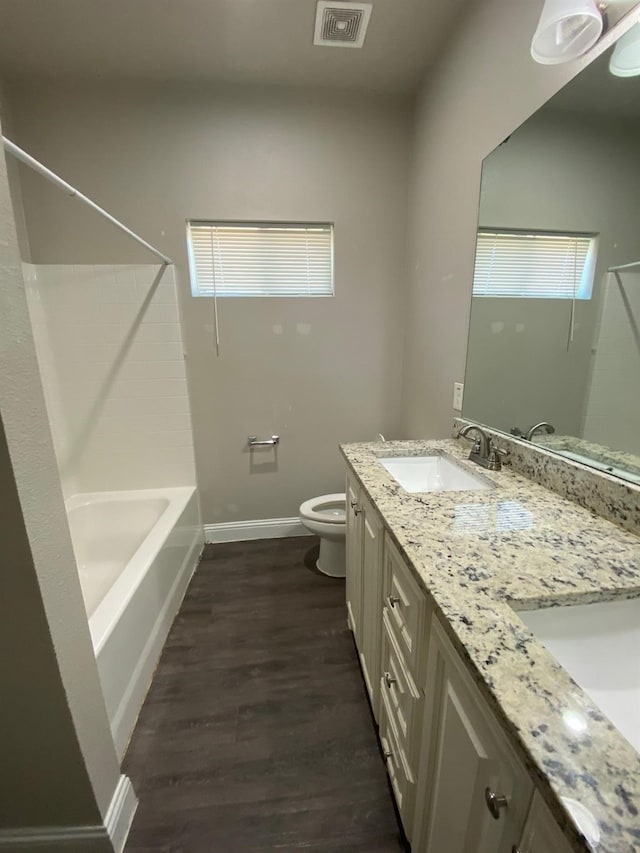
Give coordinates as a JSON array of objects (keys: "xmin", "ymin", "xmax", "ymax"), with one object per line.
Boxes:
[
  {"xmin": 472, "ymin": 229, "xmax": 598, "ymax": 299},
  {"xmin": 187, "ymin": 221, "xmax": 334, "ymax": 297}
]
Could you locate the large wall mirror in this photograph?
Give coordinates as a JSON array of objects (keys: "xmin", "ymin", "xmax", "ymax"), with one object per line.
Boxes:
[{"xmin": 463, "ymin": 36, "xmax": 640, "ymax": 487}]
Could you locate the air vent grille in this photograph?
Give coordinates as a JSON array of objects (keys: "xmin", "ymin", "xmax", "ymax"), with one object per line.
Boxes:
[
  {"xmin": 323, "ymin": 8, "xmax": 363, "ymax": 42},
  {"xmin": 314, "ymin": 1, "xmax": 373, "ymax": 49}
]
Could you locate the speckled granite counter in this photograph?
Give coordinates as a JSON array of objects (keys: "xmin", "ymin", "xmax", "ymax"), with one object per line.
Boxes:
[
  {"xmin": 340, "ymin": 438, "xmax": 640, "ymax": 853},
  {"xmin": 534, "ymin": 435, "xmax": 640, "ymax": 482}
]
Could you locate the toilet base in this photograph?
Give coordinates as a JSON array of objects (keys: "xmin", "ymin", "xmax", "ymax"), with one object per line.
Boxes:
[{"xmin": 316, "ymin": 537, "xmax": 346, "ymax": 578}]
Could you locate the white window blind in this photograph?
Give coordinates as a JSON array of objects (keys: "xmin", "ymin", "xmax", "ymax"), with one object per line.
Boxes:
[
  {"xmin": 473, "ymin": 230, "xmax": 597, "ymax": 299},
  {"xmin": 187, "ymin": 221, "xmax": 334, "ymax": 297}
]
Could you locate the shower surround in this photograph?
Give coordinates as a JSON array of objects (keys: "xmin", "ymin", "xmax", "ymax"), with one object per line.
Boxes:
[{"xmin": 24, "ymin": 261, "xmax": 203, "ymax": 756}]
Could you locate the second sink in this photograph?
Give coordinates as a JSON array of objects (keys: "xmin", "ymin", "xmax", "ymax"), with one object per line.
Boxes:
[
  {"xmin": 519, "ymin": 597, "xmax": 640, "ymax": 755},
  {"xmin": 379, "ymin": 454, "xmax": 491, "ymax": 493}
]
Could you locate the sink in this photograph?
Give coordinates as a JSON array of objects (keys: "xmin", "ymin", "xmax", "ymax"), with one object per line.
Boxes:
[
  {"xmin": 519, "ymin": 597, "xmax": 640, "ymax": 753},
  {"xmin": 379, "ymin": 454, "xmax": 491, "ymax": 493}
]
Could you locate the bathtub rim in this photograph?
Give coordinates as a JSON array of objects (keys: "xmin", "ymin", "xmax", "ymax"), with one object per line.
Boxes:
[{"xmin": 66, "ymin": 485, "xmax": 197, "ymax": 655}]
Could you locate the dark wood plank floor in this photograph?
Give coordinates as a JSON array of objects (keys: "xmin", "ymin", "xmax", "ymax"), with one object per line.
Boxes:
[{"xmin": 123, "ymin": 537, "xmax": 407, "ymax": 852}]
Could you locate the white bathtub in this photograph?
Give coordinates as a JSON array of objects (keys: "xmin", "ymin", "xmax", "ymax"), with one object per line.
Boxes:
[{"xmin": 66, "ymin": 486, "xmax": 203, "ymax": 759}]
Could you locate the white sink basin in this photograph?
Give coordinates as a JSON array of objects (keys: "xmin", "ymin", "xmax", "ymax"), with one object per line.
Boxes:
[
  {"xmin": 379, "ymin": 454, "xmax": 490, "ymax": 493},
  {"xmin": 520, "ymin": 597, "xmax": 640, "ymax": 753}
]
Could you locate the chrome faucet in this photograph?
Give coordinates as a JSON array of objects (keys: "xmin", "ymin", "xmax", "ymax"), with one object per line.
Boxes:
[
  {"xmin": 458, "ymin": 424, "xmax": 506, "ymax": 471},
  {"xmin": 524, "ymin": 422, "xmax": 555, "ymax": 441}
]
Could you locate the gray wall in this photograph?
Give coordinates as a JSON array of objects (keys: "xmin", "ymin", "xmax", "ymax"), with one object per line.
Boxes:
[
  {"xmin": 401, "ymin": 0, "xmax": 640, "ymax": 439},
  {"xmin": 464, "ymin": 111, "xmax": 640, "ymax": 436},
  {"xmin": 0, "ymin": 123, "xmax": 121, "ymax": 829},
  {"xmin": 583, "ymin": 270, "xmax": 640, "ymax": 453},
  {"xmin": 5, "ymin": 82, "xmax": 411, "ymax": 524}
]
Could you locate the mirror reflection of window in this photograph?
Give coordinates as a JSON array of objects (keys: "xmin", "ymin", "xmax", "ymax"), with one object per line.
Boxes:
[
  {"xmin": 472, "ymin": 230, "xmax": 598, "ymax": 300},
  {"xmin": 463, "ymin": 40, "xmax": 640, "ymax": 486}
]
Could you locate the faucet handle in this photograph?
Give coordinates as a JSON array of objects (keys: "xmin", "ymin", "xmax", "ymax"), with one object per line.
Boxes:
[{"xmin": 488, "ymin": 445, "xmax": 507, "ymax": 470}]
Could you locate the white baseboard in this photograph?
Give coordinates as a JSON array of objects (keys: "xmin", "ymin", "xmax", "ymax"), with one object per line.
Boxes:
[
  {"xmin": 105, "ymin": 775, "xmax": 138, "ymax": 853},
  {"xmin": 0, "ymin": 826, "xmax": 111, "ymax": 852},
  {"xmin": 205, "ymin": 517, "xmax": 312, "ymax": 543},
  {"xmin": 0, "ymin": 775, "xmax": 137, "ymax": 853}
]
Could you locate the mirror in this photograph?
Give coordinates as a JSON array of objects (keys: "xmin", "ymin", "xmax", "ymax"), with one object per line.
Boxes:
[{"xmin": 463, "ymin": 39, "xmax": 640, "ymax": 487}]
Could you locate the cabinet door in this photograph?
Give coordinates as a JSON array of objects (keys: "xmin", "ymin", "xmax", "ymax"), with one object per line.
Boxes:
[
  {"xmin": 383, "ymin": 533, "xmax": 426, "ymax": 678},
  {"xmin": 345, "ymin": 473, "xmax": 363, "ymax": 644},
  {"xmin": 517, "ymin": 792, "xmax": 574, "ymax": 853},
  {"xmin": 418, "ymin": 621, "xmax": 532, "ymax": 853},
  {"xmin": 359, "ymin": 492, "xmax": 384, "ymax": 719}
]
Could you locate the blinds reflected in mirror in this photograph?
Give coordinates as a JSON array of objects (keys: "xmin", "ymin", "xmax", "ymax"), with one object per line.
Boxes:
[{"xmin": 472, "ymin": 230, "xmax": 598, "ymax": 299}]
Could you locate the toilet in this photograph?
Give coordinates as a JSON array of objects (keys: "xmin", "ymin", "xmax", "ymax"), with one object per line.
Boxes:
[{"xmin": 299, "ymin": 493, "xmax": 346, "ymax": 577}]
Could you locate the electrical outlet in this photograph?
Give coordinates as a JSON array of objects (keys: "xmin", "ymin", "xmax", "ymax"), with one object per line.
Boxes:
[{"xmin": 453, "ymin": 382, "xmax": 464, "ymax": 411}]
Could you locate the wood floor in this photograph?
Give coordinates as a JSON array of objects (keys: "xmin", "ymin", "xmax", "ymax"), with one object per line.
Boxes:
[{"xmin": 123, "ymin": 537, "xmax": 407, "ymax": 852}]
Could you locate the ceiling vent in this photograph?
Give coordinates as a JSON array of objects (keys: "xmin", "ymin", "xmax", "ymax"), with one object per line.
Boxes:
[{"xmin": 314, "ymin": 1, "xmax": 373, "ymax": 49}]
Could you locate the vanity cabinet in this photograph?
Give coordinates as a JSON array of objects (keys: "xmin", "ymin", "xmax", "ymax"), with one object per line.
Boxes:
[
  {"xmin": 516, "ymin": 792, "xmax": 574, "ymax": 853},
  {"xmin": 413, "ymin": 619, "xmax": 533, "ymax": 853},
  {"xmin": 346, "ymin": 472, "xmax": 363, "ymax": 642},
  {"xmin": 378, "ymin": 533, "xmax": 430, "ymax": 834},
  {"xmin": 345, "ymin": 470, "xmax": 384, "ymax": 720},
  {"xmin": 344, "ymin": 466, "xmax": 576, "ymax": 853}
]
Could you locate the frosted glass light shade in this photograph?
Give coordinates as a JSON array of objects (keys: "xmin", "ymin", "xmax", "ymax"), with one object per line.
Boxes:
[
  {"xmin": 609, "ymin": 23, "xmax": 640, "ymax": 77},
  {"xmin": 531, "ymin": 0, "xmax": 603, "ymax": 65}
]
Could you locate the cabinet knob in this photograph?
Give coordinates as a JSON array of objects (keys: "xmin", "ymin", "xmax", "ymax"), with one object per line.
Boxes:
[
  {"xmin": 485, "ymin": 787, "xmax": 509, "ymax": 819},
  {"xmin": 511, "ymin": 847, "xmax": 522, "ymax": 853},
  {"xmin": 383, "ymin": 748, "xmax": 393, "ymax": 760},
  {"xmin": 383, "ymin": 671, "xmax": 397, "ymax": 689},
  {"xmin": 350, "ymin": 501, "xmax": 361, "ymax": 515},
  {"xmin": 387, "ymin": 594, "xmax": 400, "ymax": 608}
]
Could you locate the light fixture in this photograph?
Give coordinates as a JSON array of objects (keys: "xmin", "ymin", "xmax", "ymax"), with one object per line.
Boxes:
[
  {"xmin": 531, "ymin": 0, "xmax": 603, "ymax": 65},
  {"xmin": 609, "ymin": 21, "xmax": 640, "ymax": 76}
]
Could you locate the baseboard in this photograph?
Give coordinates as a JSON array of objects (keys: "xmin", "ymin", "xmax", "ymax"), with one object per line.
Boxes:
[
  {"xmin": 104, "ymin": 775, "xmax": 138, "ymax": 853},
  {"xmin": 205, "ymin": 517, "xmax": 312, "ymax": 543},
  {"xmin": 110, "ymin": 529, "xmax": 202, "ymax": 760},
  {"xmin": 0, "ymin": 826, "xmax": 110, "ymax": 852},
  {"xmin": 0, "ymin": 775, "xmax": 137, "ymax": 853}
]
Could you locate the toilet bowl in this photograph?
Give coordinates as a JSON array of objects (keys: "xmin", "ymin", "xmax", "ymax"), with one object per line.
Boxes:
[{"xmin": 299, "ymin": 493, "xmax": 346, "ymax": 577}]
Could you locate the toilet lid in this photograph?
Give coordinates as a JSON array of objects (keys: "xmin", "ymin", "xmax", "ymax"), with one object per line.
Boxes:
[{"xmin": 300, "ymin": 493, "xmax": 346, "ymax": 524}]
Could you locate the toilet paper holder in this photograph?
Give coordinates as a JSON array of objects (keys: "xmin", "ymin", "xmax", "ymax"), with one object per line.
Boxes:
[{"xmin": 248, "ymin": 435, "xmax": 280, "ymax": 447}]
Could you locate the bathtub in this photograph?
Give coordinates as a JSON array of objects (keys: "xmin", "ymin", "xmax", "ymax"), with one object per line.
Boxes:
[{"xmin": 66, "ymin": 486, "xmax": 203, "ymax": 759}]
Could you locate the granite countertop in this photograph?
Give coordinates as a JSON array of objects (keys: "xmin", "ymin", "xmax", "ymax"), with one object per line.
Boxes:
[
  {"xmin": 534, "ymin": 434, "xmax": 640, "ymax": 480},
  {"xmin": 340, "ymin": 438, "xmax": 640, "ymax": 853}
]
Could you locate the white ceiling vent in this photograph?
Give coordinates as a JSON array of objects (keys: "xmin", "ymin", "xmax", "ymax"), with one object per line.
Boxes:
[{"xmin": 314, "ymin": 1, "xmax": 373, "ymax": 49}]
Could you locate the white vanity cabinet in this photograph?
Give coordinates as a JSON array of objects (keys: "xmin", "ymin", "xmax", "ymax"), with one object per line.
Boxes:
[
  {"xmin": 378, "ymin": 533, "xmax": 431, "ymax": 835},
  {"xmin": 515, "ymin": 792, "xmax": 575, "ymax": 853},
  {"xmin": 344, "ymin": 466, "xmax": 575, "ymax": 853},
  {"xmin": 346, "ymin": 472, "xmax": 363, "ymax": 642},
  {"xmin": 345, "ymin": 470, "xmax": 384, "ymax": 720},
  {"xmin": 413, "ymin": 618, "xmax": 533, "ymax": 853}
]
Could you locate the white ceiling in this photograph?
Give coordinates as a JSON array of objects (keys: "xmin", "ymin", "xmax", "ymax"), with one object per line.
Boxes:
[{"xmin": 0, "ymin": 0, "xmax": 470, "ymax": 94}]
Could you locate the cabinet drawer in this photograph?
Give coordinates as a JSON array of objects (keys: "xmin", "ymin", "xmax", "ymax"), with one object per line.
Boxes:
[
  {"xmin": 380, "ymin": 681, "xmax": 415, "ymax": 825},
  {"xmin": 384, "ymin": 534, "xmax": 425, "ymax": 675},
  {"xmin": 381, "ymin": 608, "xmax": 422, "ymax": 762}
]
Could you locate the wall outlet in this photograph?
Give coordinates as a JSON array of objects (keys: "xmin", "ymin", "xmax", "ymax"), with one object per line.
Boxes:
[{"xmin": 453, "ymin": 382, "xmax": 464, "ymax": 411}]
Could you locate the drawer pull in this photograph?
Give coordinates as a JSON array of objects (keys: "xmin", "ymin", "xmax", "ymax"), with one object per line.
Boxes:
[
  {"xmin": 511, "ymin": 848, "xmax": 522, "ymax": 853},
  {"xmin": 387, "ymin": 595, "xmax": 400, "ymax": 608},
  {"xmin": 383, "ymin": 671, "xmax": 397, "ymax": 689},
  {"xmin": 383, "ymin": 748, "xmax": 393, "ymax": 760},
  {"xmin": 485, "ymin": 787, "xmax": 509, "ymax": 819},
  {"xmin": 350, "ymin": 501, "xmax": 361, "ymax": 515}
]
